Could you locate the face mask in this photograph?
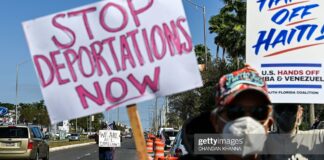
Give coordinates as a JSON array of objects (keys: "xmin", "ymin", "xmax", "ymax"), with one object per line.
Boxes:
[
  {"xmin": 274, "ymin": 111, "xmax": 297, "ymax": 133},
  {"xmin": 222, "ymin": 117, "xmax": 267, "ymax": 157}
]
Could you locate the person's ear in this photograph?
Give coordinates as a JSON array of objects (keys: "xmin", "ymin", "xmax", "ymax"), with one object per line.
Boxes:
[
  {"xmin": 210, "ymin": 108, "xmax": 219, "ymax": 132},
  {"xmin": 263, "ymin": 117, "xmax": 273, "ymax": 133},
  {"xmin": 263, "ymin": 106, "xmax": 273, "ymax": 133}
]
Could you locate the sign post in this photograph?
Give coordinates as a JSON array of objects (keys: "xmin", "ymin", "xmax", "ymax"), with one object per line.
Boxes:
[
  {"xmin": 127, "ymin": 104, "xmax": 148, "ymax": 160},
  {"xmin": 0, "ymin": 107, "xmax": 8, "ymax": 117}
]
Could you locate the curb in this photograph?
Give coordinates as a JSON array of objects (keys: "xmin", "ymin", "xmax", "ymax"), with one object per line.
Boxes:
[{"xmin": 50, "ymin": 142, "xmax": 96, "ymax": 152}]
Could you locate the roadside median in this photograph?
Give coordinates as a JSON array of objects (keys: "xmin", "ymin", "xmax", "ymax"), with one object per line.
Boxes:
[{"xmin": 49, "ymin": 139, "xmax": 96, "ymax": 152}]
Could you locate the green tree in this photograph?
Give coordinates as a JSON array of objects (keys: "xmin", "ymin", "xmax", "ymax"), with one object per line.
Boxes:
[
  {"xmin": 209, "ymin": 0, "xmax": 246, "ymax": 59},
  {"xmin": 69, "ymin": 113, "xmax": 104, "ymax": 133},
  {"xmin": 167, "ymin": 59, "xmax": 242, "ymax": 123},
  {"xmin": 194, "ymin": 44, "xmax": 211, "ymax": 64},
  {"xmin": 19, "ymin": 100, "xmax": 50, "ymax": 126},
  {"xmin": 0, "ymin": 102, "xmax": 15, "ymax": 110}
]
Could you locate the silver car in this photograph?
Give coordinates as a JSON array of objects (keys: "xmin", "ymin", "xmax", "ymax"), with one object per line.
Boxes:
[
  {"xmin": 68, "ymin": 133, "xmax": 80, "ymax": 141},
  {"xmin": 0, "ymin": 125, "xmax": 49, "ymax": 160}
]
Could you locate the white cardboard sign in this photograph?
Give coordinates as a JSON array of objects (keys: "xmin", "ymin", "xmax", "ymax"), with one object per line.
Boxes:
[
  {"xmin": 99, "ymin": 130, "xmax": 121, "ymax": 147},
  {"xmin": 247, "ymin": 0, "xmax": 324, "ymax": 103},
  {"xmin": 23, "ymin": 0, "xmax": 202, "ymax": 123}
]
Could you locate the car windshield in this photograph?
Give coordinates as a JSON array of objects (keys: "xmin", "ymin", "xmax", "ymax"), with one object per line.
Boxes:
[
  {"xmin": 71, "ymin": 134, "xmax": 79, "ymax": 136},
  {"xmin": 164, "ymin": 131, "xmax": 178, "ymax": 137},
  {"xmin": 0, "ymin": 127, "xmax": 28, "ymax": 138}
]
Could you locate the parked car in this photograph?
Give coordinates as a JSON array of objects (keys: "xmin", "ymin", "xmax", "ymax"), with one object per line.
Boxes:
[
  {"xmin": 161, "ymin": 129, "xmax": 178, "ymax": 149},
  {"xmin": 168, "ymin": 129, "xmax": 187, "ymax": 157},
  {"xmin": 157, "ymin": 127, "xmax": 174, "ymax": 138},
  {"xmin": 125, "ymin": 133, "xmax": 132, "ymax": 138},
  {"xmin": 0, "ymin": 125, "xmax": 49, "ymax": 160},
  {"xmin": 69, "ymin": 133, "xmax": 80, "ymax": 141}
]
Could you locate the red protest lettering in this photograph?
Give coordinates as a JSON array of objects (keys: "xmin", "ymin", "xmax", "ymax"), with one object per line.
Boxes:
[
  {"xmin": 51, "ymin": 14, "xmax": 76, "ymax": 49},
  {"xmin": 127, "ymin": 29, "xmax": 145, "ymax": 66},
  {"xmin": 90, "ymin": 41, "xmax": 113, "ymax": 76},
  {"xmin": 33, "ymin": 55, "xmax": 54, "ymax": 88},
  {"xmin": 120, "ymin": 35, "xmax": 136, "ymax": 71},
  {"xmin": 163, "ymin": 20, "xmax": 182, "ymax": 56},
  {"xmin": 63, "ymin": 49, "xmax": 78, "ymax": 82},
  {"xmin": 105, "ymin": 78, "xmax": 128, "ymax": 102},
  {"xmin": 102, "ymin": 37, "xmax": 122, "ymax": 72},
  {"xmin": 176, "ymin": 17, "xmax": 193, "ymax": 53},
  {"xmin": 100, "ymin": 2, "xmax": 128, "ymax": 32},
  {"xmin": 127, "ymin": 0, "xmax": 154, "ymax": 27},
  {"xmin": 78, "ymin": 46, "xmax": 96, "ymax": 78},
  {"xmin": 50, "ymin": 50, "xmax": 70, "ymax": 85},
  {"xmin": 68, "ymin": 7, "xmax": 97, "ymax": 40},
  {"xmin": 151, "ymin": 25, "xmax": 167, "ymax": 60},
  {"xmin": 142, "ymin": 28, "xmax": 155, "ymax": 63},
  {"xmin": 128, "ymin": 66, "xmax": 160, "ymax": 95},
  {"xmin": 75, "ymin": 82, "xmax": 104, "ymax": 109}
]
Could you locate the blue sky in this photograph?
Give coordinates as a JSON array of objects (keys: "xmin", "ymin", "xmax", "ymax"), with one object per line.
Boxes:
[{"xmin": 0, "ymin": 0, "xmax": 224, "ymax": 129}]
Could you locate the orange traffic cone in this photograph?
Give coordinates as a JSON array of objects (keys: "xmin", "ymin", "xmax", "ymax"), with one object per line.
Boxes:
[
  {"xmin": 147, "ymin": 139, "xmax": 154, "ymax": 153},
  {"xmin": 147, "ymin": 139, "xmax": 154, "ymax": 159},
  {"xmin": 154, "ymin": 141, "xmax": 165, "ymax": 160}
]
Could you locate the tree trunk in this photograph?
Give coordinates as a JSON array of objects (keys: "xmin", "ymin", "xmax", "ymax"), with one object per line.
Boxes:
[
  {"xmin": 222, "ymin": 47, "xmax": 226, "ymax": 62},
  {"xmin": 216, "ymin": 45, "xmax": 220, "ymax": 61}
]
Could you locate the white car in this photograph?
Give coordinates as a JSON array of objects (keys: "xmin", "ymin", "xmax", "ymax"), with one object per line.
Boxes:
[
  {"xmin": 125, "ymin": 133, "xmax": 132, "ymax": 138},
  {"xmin": 169, "ymin": 129, "xmax": 188, "ymax": 157},
  {"xmin": 161, "ymin": 129, "xmax": 178, "ymax": 149}
]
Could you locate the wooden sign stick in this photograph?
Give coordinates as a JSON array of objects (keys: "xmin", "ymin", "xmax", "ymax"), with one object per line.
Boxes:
[{"xmin": 127, "ymin": 104, "xmax": 149, "ymax": 160}]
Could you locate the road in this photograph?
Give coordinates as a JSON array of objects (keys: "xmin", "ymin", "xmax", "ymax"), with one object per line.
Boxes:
[{"xmin": 50, "ymin": 138, "xmax": 138, "ymax": 160}]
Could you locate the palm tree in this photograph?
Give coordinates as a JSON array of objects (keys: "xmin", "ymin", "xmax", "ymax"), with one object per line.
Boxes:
[
  {"xmin": 194, "ymin": 44, "xmax": 211, "ymax": 64},
  {"xmin": 209, "ymin": 0, "xmax": 246, "ymax": 60}
]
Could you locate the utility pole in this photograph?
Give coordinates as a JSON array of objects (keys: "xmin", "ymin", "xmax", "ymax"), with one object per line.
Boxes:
[
  {"xmin": 87, "ymin": 117, "xmax": 89, "ymax": 132},
  {"xmin": 154, "ymin": 98, "xmax": 158, "ymax": 133},
  {"xmin": 75, "ymin": 118, "xmax": 78, "ymax": 133},
  {"xmin": 15, "ymin": 60, "xmax": 29, "ymax": 124},
  {"xmin": 117, "ymin": 107, "xmax": 120, "ymax": 123},
  {"xmin": 185, "ymin": 0, "xmax": 207, "ymax": 70}
]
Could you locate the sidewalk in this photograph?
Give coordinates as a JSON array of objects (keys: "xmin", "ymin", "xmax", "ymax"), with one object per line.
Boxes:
[{"xmin": 49, "ymin": 142, "xmax": 96, "ymax": 152}]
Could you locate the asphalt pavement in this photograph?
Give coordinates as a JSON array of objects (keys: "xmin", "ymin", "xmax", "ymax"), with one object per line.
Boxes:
[{"xmin": 50, "ymin": 138, "xmax": 138, "ymax": 160}]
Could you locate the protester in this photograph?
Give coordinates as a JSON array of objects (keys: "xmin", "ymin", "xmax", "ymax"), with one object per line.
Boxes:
[
  {"xmin": 180, "ymin": 65, "xmax": 273, "ymax": 160},
  {"xmin": 97, "ymin": 122, "xmax": 115, "ymax": 160},
  {"xmin": 263, "ymin": 104, "xmax": 324, "ymax": 160},
  {"xmin": 311, "ymin": 117, "xmax": 320, "ymax": 129}
]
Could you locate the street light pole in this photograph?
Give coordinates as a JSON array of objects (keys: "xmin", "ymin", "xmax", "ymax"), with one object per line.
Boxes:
[
  {"xmin": 185, "ymin": 0, "xmax": 207, "ymax": 70},
  {"xmin": 15, "ymin": 60, "xmax": 29, "ymax": 124},
  {"xmin": 203, "ymin": 6, "xmax": 207, "ymax": 70}
]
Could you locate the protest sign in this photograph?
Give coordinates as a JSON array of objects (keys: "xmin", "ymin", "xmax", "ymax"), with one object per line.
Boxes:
[
  {"xmin": 23, "ymin": 0, "xmax": 202, "ymax": 123},
  {"xmin": 247, "ymin": 0, "xmax": 324, "ymax": 103},
  {"xmin": 99, "ymin": 130, "xmax": 121, "ymax": 147}
]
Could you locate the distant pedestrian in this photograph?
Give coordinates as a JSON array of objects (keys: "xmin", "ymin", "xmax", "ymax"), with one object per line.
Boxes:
[
  {"xmin": 98, "ymin": 122, "xmax": 115, "ymax": 160},
  {"xmin": 180, "ymin": 65, "xmax": 273, "ymax": 160},
  {"xmin": 311, "ymin": 117, "xmax": 320, "ymax": 129}
]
